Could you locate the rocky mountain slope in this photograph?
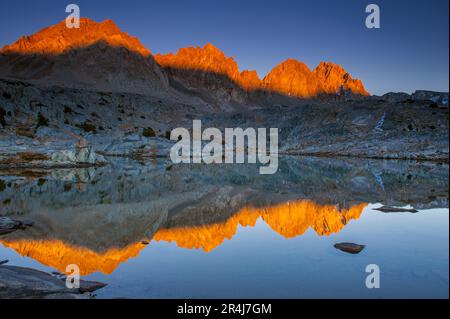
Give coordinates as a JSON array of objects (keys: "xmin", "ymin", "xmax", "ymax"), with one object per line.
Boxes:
[
  {"xmin": 0, "ymin": 18, "xmax": 169, "ymax": 96},
  {"xmin": 0, "ymin": 17, "xmax": 447, "ymax": 166},
  {"xmin": 156, "ymin": 43, "xmax": 369, "ymax": 102}
]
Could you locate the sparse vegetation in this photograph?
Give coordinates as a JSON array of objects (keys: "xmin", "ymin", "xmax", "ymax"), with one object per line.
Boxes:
[
  {"xmin": 64, "ymin": 106, "xmax": 73, "ymax": 114},
  {"xmin": 98, "ymin": 98, "xmax": 108, "ymax": 105},
  {"xmin": 0, "ymin": 106, "xmax": 6, "ymax": 126},
  {"xmin": 37, "ymin": 113, "xmax": 49, "ymax": 127},
  {"xmin": 79, "ymin": 122, "xmax": 97, "ymax": 133},
  {"xmin": 142, "ymin": 127, "xmax": 156, "ymax": 137},
  {"xmin": 429, "ymin": 103, "xmax": 438, "ymax": 109}
]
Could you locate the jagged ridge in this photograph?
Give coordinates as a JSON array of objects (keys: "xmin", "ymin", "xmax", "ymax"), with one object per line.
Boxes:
[{"xmin": 1, "ymin": 18, "xmax": 370, "ymax": 99}]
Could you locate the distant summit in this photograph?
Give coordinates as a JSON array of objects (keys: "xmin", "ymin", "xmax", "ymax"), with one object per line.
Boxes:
[
  {"xmin": 156, "ymin": 45, "xmax": 370, "ymax": 98},
  {"xmin": 0, "ymin": 18, "xmax": 168, "ymax": 95},
  {"xmin": 1, "ymin": 18, "xmax": 151, "ymax": 57},
  {"xmin": 262, "ymin": 59, "xmax": 321, "ymax": 98}
]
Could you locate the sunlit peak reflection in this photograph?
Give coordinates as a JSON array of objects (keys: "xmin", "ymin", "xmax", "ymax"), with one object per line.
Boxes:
[{"xmin": 0, "ymin": 200, "xmax": 366, "ymax": 275}]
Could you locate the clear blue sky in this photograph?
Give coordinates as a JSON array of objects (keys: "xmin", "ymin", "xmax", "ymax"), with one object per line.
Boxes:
[{"xmin": 0, "ymin": 0, "xmax": 448, "ymax": 95}]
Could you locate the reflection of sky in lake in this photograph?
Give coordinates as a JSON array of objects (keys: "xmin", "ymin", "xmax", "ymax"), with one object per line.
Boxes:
[{"xmin": 1, "ymin": 205, "xmax": 448, "ymax": 299}]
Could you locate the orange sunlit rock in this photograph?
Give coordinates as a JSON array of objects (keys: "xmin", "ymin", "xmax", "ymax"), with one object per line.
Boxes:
[
  {"xmin": 239, "ymin": 70, "xmax": 262, "ymax": 91},
  {"xmin": 155, "ymin": 43, "xmax": 240, "ymax": 80},
  {"xmin": 156, "ymin": 45, "xmax": 369, "ymax": 97},
  {"xmin": 155, "ymin": 43, "xmax": 263, "ymax": 91},
  {"xmin": 313, "ymin": 62, "xmax": 369, "ymax": 96},
  {"xmin": 2, "ymin": 18, "xmax": 369, "ymax": 97},
  {"xmin": 0, "ymin": 18, "xmax": 151, "ymax": 57},
  {"xmin": 262, "ymin": 59, "xmax": 321, "ymax": 98},
  {"xmin": 153, "ymin": 206, "xmax": 261, "ymax": 252},
  {"xmin": 260, "ymin": 201, "xmax": 366, "ymax": 238},
  {"xmin": 153, "ymin": 201, "xmax": 367, "ymax": 251},
  {"xmin": 0, "ymin": 239, "xmax": 145, "ymax": 275}
]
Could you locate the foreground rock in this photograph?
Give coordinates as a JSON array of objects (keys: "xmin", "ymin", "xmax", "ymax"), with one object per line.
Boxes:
[
  {"xmin": 0, "ymin": 265, "xmax": 106, "ymax": 299},
  {"xmin": 334, "ymin": 243, "xmax": 366, "ymax": 254}
]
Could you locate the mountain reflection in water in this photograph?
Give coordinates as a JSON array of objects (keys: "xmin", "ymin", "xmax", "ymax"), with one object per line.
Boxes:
[
  {"xmin": 0, "ymin": 200, "xmax": 366, "ymax": 275},
  {"xmin": 0, "ymin": 156, "xmax": 448, "ymax": 298}
]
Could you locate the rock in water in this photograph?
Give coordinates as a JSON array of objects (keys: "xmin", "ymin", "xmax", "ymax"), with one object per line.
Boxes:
[
  {"xmin": 374, "ymin": 206, "xmax": 418, "ymax": 213},
  {"xmin": 334, "ymin": 242, "xmax": 365, "ymax": 254}
]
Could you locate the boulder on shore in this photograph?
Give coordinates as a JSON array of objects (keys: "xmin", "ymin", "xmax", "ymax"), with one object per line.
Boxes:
[{"xmin": 0, "ymin": 265, "xmax": 106, "ymax": 299}]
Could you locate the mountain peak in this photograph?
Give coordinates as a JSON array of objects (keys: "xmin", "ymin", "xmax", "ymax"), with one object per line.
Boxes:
[
  {"xmin": 1, "ymin": 18, "xmax": 151, "ymax": 57},
  {"xmin": 313, "ymin": 61, "xmax": 369, "ymax": 96},
  {"xmin": 262, "ymin": 59, "xmax": 320, "ymax": 98},
  {"xmin": 155, "ymin": 42, "xmax": 240, "ymax": 79},
  {"xmin": 203, "ymin": 42, "xmax": 222, "ymax": 53}
]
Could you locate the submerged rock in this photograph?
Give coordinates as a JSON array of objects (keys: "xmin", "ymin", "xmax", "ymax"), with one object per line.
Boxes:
[{"xmin": 334, "ymin": 242, "xmax": 365, "ymax": 254}]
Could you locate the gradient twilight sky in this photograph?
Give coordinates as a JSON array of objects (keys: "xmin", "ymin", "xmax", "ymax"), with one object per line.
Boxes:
[{"xmin": 0, "ymin": 0, "xmax": 448, "ymax": 95}]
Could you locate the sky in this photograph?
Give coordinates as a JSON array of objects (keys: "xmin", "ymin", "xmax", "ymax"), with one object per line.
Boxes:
[{"xmin": 0, "ymin": 0, "xmax": 448, "ymax": 95}]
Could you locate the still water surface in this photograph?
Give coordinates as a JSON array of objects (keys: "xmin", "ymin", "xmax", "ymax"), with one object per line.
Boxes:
[{"xmin": 0, "ymin": 157, "xmax": 448, "ymax": 298}]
